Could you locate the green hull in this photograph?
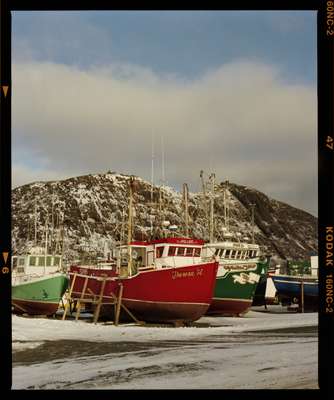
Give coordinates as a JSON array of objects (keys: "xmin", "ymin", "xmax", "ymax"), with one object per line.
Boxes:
[
  {"xmin": 207, "ymin": 260, "xmax": 268, "ymax": 316},
  {"xmin": 12, "ymin": 273, "xmax": 69, "ymax": 315}
]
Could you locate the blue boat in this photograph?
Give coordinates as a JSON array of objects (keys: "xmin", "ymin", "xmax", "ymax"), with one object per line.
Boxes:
[{"xmin": 271, "ymin": 274, "xmax": 318, "ymax": 309}]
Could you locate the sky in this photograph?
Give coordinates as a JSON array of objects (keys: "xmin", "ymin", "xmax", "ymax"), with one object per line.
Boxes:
[{"xmin": 12, "ymin": 11, "xmax": 317, "ymax": 216}]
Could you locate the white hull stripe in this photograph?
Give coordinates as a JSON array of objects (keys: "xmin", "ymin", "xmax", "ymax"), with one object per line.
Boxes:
[
  {"xmin": 122, "ymin": 298, "xmax": 209, "ymax": 306},
  {"xmin": 12, "ymin": 298, "xmax": 60, "ymax": 305},
  {"xmin": 274, "ymin": 279, "xmax": 318, "ymax": 285},
  {"xmin": 212, "ymin": 297, "xmax": 252, "ymax": 303}
]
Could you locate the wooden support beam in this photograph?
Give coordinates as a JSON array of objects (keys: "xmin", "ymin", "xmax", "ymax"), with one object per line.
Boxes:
[
  {"xmin": 75, "ymin": 276, "xmax": 88, "ymax": 321},
  {"xmin": 115, "ymin": 284, "xmax": 123, "ymax": 326},
  {"xmin": 12, "ymin": 301, "xmax": 28, "ymax": 313},
  {"xmin": 62, "ymin": 272, "xmax": 77, "ymax": 320},
  {"xmin": 120, "ymin": 303, "xmax": 142, "ymax": 324},
  {"xmin": 93, "ymin": 278, "xmax": 107, "ymax": 324},
  {"xmin": 300, "ymin": 280, "xmax": 304, "ymax": 313}
]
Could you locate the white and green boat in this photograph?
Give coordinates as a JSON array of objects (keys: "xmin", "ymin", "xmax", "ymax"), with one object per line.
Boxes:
[
  {"xmin": 202, "ymin": 240, "xmax": 268, "ymax": 316},
  {"xmin": 12, "ymin": 248, "xmax": 69, "ymax": 315}
]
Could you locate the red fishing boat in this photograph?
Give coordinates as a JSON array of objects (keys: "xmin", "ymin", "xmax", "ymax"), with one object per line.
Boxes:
[{"xmin": 70, "ymin": 237, "xmax": 218, "ymax": 323}]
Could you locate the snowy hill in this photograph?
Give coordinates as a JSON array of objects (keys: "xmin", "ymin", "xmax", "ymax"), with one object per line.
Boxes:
[{"xmin": 11, "ymin": 171, "xmax": 317, "ymax": 263}]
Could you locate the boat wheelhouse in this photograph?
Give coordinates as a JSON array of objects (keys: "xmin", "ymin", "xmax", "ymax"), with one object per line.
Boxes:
[
  {"xmin": 115, "ymin": 237, "xmax": 204, "ymax": 275},
  {"xmin": 202, "ymin": 241, "xmax": 261, "ymax": 263},
  {"xmin": 12, "ymin": 249, "xmax": 63, "ymax": 285}
]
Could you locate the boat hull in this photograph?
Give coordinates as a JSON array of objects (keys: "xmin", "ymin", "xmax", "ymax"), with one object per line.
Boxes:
[
  {"xmin": 206, "ymin": 260, "xmax": 268, "ymax": 316},
  {"xmin": 70, "ymin": 261, "xmax": 218, "ymax": 323},
  {"xmin": 271, "ymin": 274, "xmax": 318, "ymax": 309},
  {"xmin": 12, "ymin": 273, "xmax": 69, "ymax": 316}
]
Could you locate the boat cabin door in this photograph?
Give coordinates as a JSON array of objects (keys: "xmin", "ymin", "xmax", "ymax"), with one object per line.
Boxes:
[{"xmin": 147, "ymin": 250, "xmax": 154, "ymax": 266}]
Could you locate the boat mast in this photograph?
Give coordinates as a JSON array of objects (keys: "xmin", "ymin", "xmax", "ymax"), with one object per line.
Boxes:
[
  {"xmin": 200, "ymin": 170, "xmax": 209, "ymax": 232},
  {"xmin": 250, "ymin": 203, "xmax": 255, "ymax": 244},
  {"xmin": 34, "ymin": 201, "xmax": 37, "ymax": 246},
  {"xmin": 127, "ymin": 176, "xmax": 135, "ymax": 275},
  {"xmin": 50, "ymin": 188, "xmax": 55, "ymax": 254},
  {"xmin": 150, "ymin": 133, "xmax": 155, "ymax": 237},
  {"xmin": 224, "ymin": 181, "xmax": 230, "ymax": 232},
  {"xmin": 209, "ymin": 173, "xmax": 215, "ymax": 243},
  {"xmin": 44, "ymin": 214, "xmax": 48, "ymax": 274},
  {"xmin": 183, "ymin": 183, "xmax": 189, "ymax": 237}
]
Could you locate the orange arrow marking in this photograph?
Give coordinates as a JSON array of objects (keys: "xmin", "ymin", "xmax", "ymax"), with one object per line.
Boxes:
[
  {"xmin": 2, "ymin": 86, "xmax": 9, "ymax": 97},
  {"xmin": 2, "ymin": 252, "xmax": 9, "ymax": 264}
]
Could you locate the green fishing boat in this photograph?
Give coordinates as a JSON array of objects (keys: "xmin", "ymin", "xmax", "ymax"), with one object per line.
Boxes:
[
  {"xmin": 203, "ymin": 241, "xmax": 269, "ymax": 316},
  {"xmin": 12, "ymin": 250, "xmax": 69, "ymax": 315},
  {"xmin": 210, "ymin": 259, "xmax": 268, "ymax": 316}
]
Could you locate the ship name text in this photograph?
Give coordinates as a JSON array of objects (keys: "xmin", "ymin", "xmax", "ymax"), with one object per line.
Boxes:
[{"xmin": 172, "ymin": 268, "xmax": 203, "ymax": 280}]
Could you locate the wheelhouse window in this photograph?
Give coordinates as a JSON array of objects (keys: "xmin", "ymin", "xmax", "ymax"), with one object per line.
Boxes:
[
  {"xmin": 231, "ymin": 250, "xmax": 236, "ymax": 259},
  {"xmin": 38, "ymin": 256, "xmax": 46, "ymax": 266},
  {"xmin": 18, "ymin": 257, "xmax": 25, "ymax": 266},
  {"xmin": 29, "ymin": 256, "xmax": 36, "ymax": 266},
  {"xmin": 168, "ymin": 246, "xmax": 177, "ymax": 256},
  {"xmin": 225, "ymin": 249, "xmax": 231, "ymax": 258},
  {"xmin": 215, "ymin": 248, "xmax": 220, "ymax": 256},
  {"xmin": 185, "ymin": 247, "xmax": 193, "ymax": 256},
  {"xmin": 194, "ymin": 248, "xmax": 201, "ymax": 257},
  {"xmin": 177, "ymin": 247, "xmax": 185, "ymax": 256},
  {"xmin": 54, "ymin": 256, "xmax": 61, "ymax": 266},
  {"xmin": 156, "ymin": 246, "xmax": 164, "ymax": 258}
]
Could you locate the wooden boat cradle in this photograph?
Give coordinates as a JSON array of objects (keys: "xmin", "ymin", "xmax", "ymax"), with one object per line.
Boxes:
[{"xmin": 62, "ymin": 272, "xmax": 143, "ymax": 325}]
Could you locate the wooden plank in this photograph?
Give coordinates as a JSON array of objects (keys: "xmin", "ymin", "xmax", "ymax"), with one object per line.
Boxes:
[
  {"xmin": 75, "ymin": 276, "xmax": 88, "ymax": 321},
  {"xmin": 93, "ymin": 277, "xmax": 107, "ymax": 324},
  {"xmin": 120, "ymin": 302, "xmax": 142, "ymax": 324},
  {"xmin": 62, "ymin": 272, "xmax": 77, "ymax": 320},
  {"xmin": 12, "ymin": 301, "xmax": 28, "ymax": 313},
  {"xmin": 115, "ymin": 284, "xmax": 123, "ymax": 326},
  {"xmin": 300, "ymin": 280, "xmax": 304, "ymax": 313}
]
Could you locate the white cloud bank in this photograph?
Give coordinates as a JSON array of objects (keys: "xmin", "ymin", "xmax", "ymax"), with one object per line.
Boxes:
[{"xmin": 12, "ymin": 60, "xmax": 317, "ymax": 215}]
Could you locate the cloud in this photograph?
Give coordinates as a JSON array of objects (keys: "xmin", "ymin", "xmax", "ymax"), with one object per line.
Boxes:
[{"xmin": 12, "ymin": 60, "xmax": 317, "ymax": 215}]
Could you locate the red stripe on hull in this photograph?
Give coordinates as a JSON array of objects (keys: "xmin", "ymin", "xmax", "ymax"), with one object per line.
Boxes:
[
  {"xmin": 12, "ymin": 299, "xmax": 60, "ymax": 316},
  {"xmin": 206, "ymin": 298, "xmax": 253, "ymax": 317},
  {"xmin": 70, "ymin": 261, "xmax": 218, "ymax": 323}
]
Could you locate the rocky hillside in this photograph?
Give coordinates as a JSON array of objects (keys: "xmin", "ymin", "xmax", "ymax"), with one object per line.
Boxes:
[{"xmin": 11, "ymin": 171, "xmax": 318, "ymax": 264}]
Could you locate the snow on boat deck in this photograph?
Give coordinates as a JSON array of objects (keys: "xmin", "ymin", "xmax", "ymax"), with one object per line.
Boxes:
[{"xmin": 12, "ymin": 308, "xmax": 318, "ymax": 389}]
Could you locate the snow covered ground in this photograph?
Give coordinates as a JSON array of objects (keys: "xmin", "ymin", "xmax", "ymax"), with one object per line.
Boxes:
[{"xmin": 12, "ymin": 308, "xmax": 318, "ymax": 389}]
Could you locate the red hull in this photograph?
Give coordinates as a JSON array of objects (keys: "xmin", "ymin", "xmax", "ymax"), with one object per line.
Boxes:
[
  {"xmin": 12, "ymin": 299, "xmax": 60, "ymax": 316},
  {"xmin": 206, "ymin": 298, "xmax": 253, "ymax": 317},
  {"xmin": 70, "ymin": 262, "xmax": 218, "ymax": 323}
]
